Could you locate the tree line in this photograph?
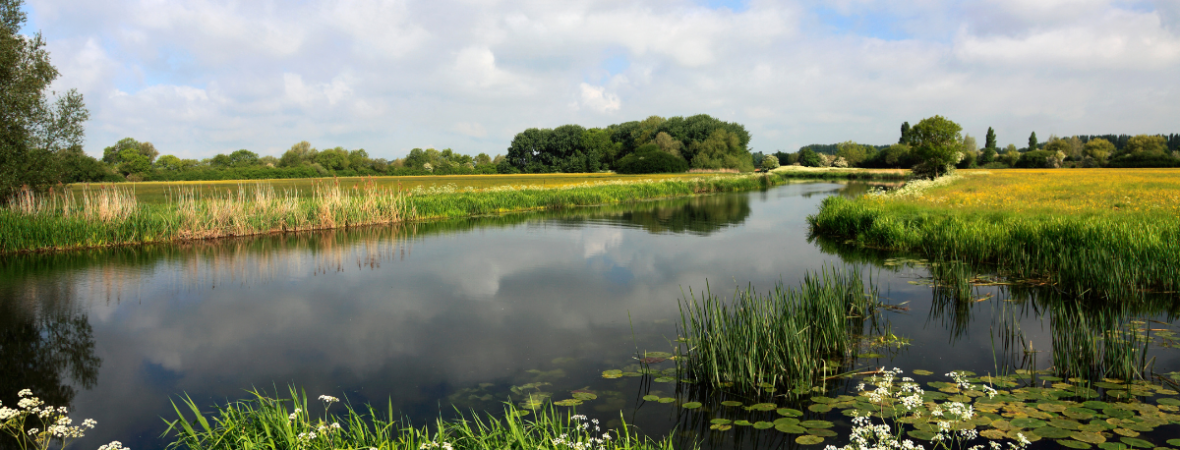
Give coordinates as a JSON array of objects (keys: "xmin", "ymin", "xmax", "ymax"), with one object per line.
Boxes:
[
  {"xmin": 503, "ymin": 115, "xmax": 754, "ymax": 174},
  {"xmin": 770, "ymin": 125, "xmax": 1180, "ymax": 171}
]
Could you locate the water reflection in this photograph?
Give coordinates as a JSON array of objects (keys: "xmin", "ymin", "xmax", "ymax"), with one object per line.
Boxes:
[{"xmin": 0, "ymin": 283, "xmax": 101, "ymax": 424}]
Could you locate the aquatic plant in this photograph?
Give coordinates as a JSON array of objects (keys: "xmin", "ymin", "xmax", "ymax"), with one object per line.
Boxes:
[
  {"xmin": 164, "ymin": 387, "xmax": 678, "ymax": 450},
  {"xmin": 675, "ymin": 267, "xmax": 878, "ymax": 391},
  {"xmin": 825, "ymin": 369, "xmax": 1027, "ymax": 450},
  {"xmin": 0, "ymin": 389, "xmax": 119, "ymax": 450}
]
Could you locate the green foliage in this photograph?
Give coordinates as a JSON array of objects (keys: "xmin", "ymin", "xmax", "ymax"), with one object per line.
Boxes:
[
  {"xmin": 760, "ymin": 154, "xmax": 780, "ymax": 170},
  {"xmin": 0, "ymin": 0, "xmax": 89, "ymax": 201},
  {"xmin": 677, "ymin": 267, "xmax": 877, "ymax": 391},
  {"xmin": 164, "ymin": 388, "xmax": 675, "ymax": 450},
  {"xmin": 1028, "ymin": 132, "xmax": 1038, "ymax": 151},
  {"xmin": 798, "ymin": 147, "xmax": 823, "ymax": 167},
  {"xmin": 835, "ymin": 141, "xmax": 871, "ymax": 166},
  {"xmin": 1015, "ymin": 150, "xmax": 1057, "ymax": 168},
  {"xmin": 614, "ymin": 144, "xmax": 688, "ymax": 174},
  {"xmin": 899, "ymin": 121, "xmax": 912, "ymax": 145},
  {"xmin": 910, "ymin": 115, "xmax": 963, "ymax": 179},
  {"xmin": 985, "ymin": 127, "xmax": 997, "ymax": 150},
  {"xmin": 116, "ymin": 148, "xmax": 151, "ymax": 176},
  {"xmin": 56, "ymin": 146, "xmax": 119, "ymax": 182},
  {"xmin": 688, "ymin": 128, "xmax": 753, "ymax": 171},
  {"xmin": 508, "ymin": 114, "xmax": 750, "ymax": 173},
  {"xmin": 1001, "ymin": 144, "xmax": 1020, "ymax": 167},
  {"xmin": 1118, "ymin": 134, "xmax": 1168, "ymax": 160}
]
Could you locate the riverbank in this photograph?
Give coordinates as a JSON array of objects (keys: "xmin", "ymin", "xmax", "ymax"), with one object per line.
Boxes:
[
  {"xmin": 1, "ymin": 173, "xmax": 789, "ymax": 254},
  {"xmin": 807, "ymin": 169, "xmax": 1180, "ymax": 299},
  {"xmin": 771, "ymin": 165, "xmax": 910, "ymax": 180}
]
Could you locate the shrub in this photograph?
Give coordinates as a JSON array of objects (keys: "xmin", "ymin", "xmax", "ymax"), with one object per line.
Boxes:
[
  {"xmin": 615, "ymin": 146, "xmax": 688, "ymax": 174},
  {"xmin": 760, "ymin": 154, "xmax": 780, "ymax": 170}
]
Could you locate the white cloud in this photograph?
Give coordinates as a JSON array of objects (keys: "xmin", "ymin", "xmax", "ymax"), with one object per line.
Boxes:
[
  {"xmin": 577, "ymin": 83, "xmax": 621, "ymax": 113},
  {"xmin": 453, "ymin": 122, "xmax": 488, "ymax": 138},
  {"xmin": 21, "ymin": 0, "xmax": 1180, "ymax": 159}
]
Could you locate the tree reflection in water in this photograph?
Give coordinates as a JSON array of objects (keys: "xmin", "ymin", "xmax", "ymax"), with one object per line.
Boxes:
[{"xmin": 0, "ymin": 280, "xmax": 101, "ymax": 435}]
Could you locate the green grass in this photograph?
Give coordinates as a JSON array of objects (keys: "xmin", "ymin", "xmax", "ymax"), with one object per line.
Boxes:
[
  {"xmin": 770, "ymin": 166, "xmax": 909, "ymax": 181},
  {"xmin": 675, "ymin": 267, "xmax": 878, "ymax": 392},
  {"xmin": 0, "ymin": 174, "xmax": 792, "ymax": 254},
  {"xmin": 165, "ymin": 387, "xmax": 678, "ymax": 450},
  {"xmin": 109, "ymin": 173, "xmax": 737, "ymax": 205},
  {"xmin": 807, "ymin": 175, "xmax": 1180, "ymax": 300}
]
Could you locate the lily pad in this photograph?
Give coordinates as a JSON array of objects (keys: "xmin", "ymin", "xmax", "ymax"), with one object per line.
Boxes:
[
  {"xmin": 681, "ymin": 402, "xmax": 702, "ymax": 409},
  {"xmin": 1097, "ymin": 444, "xmax": 1127, "ymax": 450},
  {"xmin": 658, "ymin": 397, "xmax": 676, "ymax": 403},
  {"xmin": 1065, "ymin": 408, "xmax": 1098, "ymax": 420},
  {"xmin": 776, "ymin": 424, "xmax": 806, "ymax": 434},
  {"xmin": 733, "ymin": 420, "xmax": 752, "ymax": 426},
  {"xmin": 602, "ymin": 370, "xmax": 623, "ymax": 379},
  {"xmin": 1118, "ymin": 438, "xmax": 1153, "ymax": 449},
  {"xmin": 1158, "ymin": 398, "xmax": 1180, "ymax": 406},
  {"xmin": 1033, "ymin": 427, "xmax": 1072, "ymax": 439},
  {"xmin": 1113, "ymin": 428, "xmax": 1139, "ymax": 437},
  {"xmin": 980, "ymin": 429, "xmax": 1006, "ymax": 440},
  {"xmin": 811, "ymin": 396, "xmax": 836, "ymax": 404},
  {"xmin": 653, "ymin": 377, "xmax": 675, "ymax": 383},
  {"xmin": 913, "ymin": 370, "xmax": 934, "ymax": 376},
  {"xmin": 710, "ymin": 418, "xmax": 731, "ymax": 425},
  {"xmin": 1057, "ymin": 440, "xmax": 1092, "ymax": 449},
  {"xmin": 753, "ymin": 421, "xmax": 774, "ymax": 429},
  {"xmin": 1166, "ymin": 439, "xmax": 1180, "ymax": 446},
  {"xmin": 642, "ymin": 395, "xmax": 659, "ymax": 402},
  {"xmin": 808, "ymin": 404, "xmax": 832, "ymax": 413},
  {"xmin": 1071, "ymin": 432, "xmax": 1107, "ymax": 444},
  {"xmin": 1012, "ymin": 418, "xmax": 1047, "ymax": 429},
  {"xmin": 795, "ymin": 435, "xmax": 824, "ymax": 445},
  {"xmin": 554, "ymin": 399, "xmax": 582, "ymax": 406},
  {"xmin": 907, "ymin": 430, "xmax": 936, "ymax": 441},
  {"xmin": 777, "ymin": 408, "xmax": 804, "ymax": 417},
  {"xmin": 748, "ymin": 403, "xmax": 778, "ymax": 411},
  {"xmin": 800, "ymin": 420, "xmax": 834, "ymax": 429},
  {"xmin": 808, "ymin": 429, "xmax": 837, "ymax": 437},
  {"xmin": 773, "ymin": 418, "xmax": 800, "ymax": 426},
  {"xmin": 572, "ymin": 392, "xmax": 597, "ymax": 401},
  {"xmin": 721, "ymin": 401, "xmax": 743, "ymax": 407}
]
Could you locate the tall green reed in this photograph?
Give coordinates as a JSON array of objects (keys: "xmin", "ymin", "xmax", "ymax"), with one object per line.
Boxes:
[
  {"xmin": 164, "ymin": 387, "xmax": 677, "ymax": 450},
  {"xmin": 675, "ymin": 267, "xmax": 878, "ymax": 392}
]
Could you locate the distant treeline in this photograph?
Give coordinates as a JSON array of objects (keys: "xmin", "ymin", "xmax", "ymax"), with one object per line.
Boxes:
[
  {"xmin": 770, "ymin": 127, "xmax": 1180, "ymax": 171},
  {"xmin": 503, "ymin": 114, "xmax": 754, "ymax": 174}
]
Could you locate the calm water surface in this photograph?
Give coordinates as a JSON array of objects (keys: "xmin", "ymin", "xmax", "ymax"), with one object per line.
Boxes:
[{"xmin": 2, "ymin": 182, "xmax": 1179, "ymax": 449}]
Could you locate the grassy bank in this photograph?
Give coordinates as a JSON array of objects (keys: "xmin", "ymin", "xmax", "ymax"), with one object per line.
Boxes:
[
  {"xmin": 676, "ymin": 268, "xmax": 878, "ymax": 392},
  {"xmin": 770, "ymin": 166, "xmax": 909, "ymax": 180},
  {"xmin": 101, "ymin": 173, "xmax": 736, "ymax": 205},
  {"xmin": 166, "ymin": 388, "xmax": 676, "ymax": 450},
  {"xmin": 0, "ymin": 174, "xmax": 787, "ymax": 254},
  {"xmin": 807, "ymin": 169, "xmax": 1180, "ymax": 299}
]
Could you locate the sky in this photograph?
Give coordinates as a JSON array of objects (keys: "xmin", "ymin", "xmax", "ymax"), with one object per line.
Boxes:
[{"xmin": 21, "ymin": 0, "xmax": 1180, "ymax": 160}]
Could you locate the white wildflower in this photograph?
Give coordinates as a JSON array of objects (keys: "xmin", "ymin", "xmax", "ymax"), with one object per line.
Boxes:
[{"xmin": 318, "ymin": 395, "xmax": 339, "ymax": 403}]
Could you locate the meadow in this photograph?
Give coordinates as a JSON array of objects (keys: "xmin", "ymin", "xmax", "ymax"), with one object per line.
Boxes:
[{"xmin": 808, "ymin": 168, "xmax": 1180, "ymax": 299}]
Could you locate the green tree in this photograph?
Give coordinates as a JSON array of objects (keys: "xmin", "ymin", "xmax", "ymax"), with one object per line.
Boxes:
[
  {"xmin": 1121, "ymin": 135, "xmax": 1168, "ymax": 158},
  {"xmin": 0, "ymin": 0, "xmax": 90, "ymax": 200},
  {"xmin": 910, "ymin": 115, "xmax": 963, "ymax": 179},
  {"xmin": 984, "ymin": 127, "xmax": 996, "ymax": 150},
  {"xmin": 1028, "ymin": 132, "xmax": 1038, "ymax": 151},
  {"xmin": 1083, "ymin": 138, "xmax": 1114, "ymax": 166},
  {"xmin": 761, "ymin": 154, "xmax": 780, "ymax": 170},
  {"xmin": 228, "ymin": 149, "xmax": 259, "ymax": 167},
  {"xmin": 798, "ymin": 147, "xmax": 823, "ymax": 167},
  {"xmin": 102, "ymin": 137, "xmax": 140, "ymax": 164},
  {"xmin": 117, "ymin": 147, "xmax": 151, "ymax": 176},
  {"xmin": 474, "ymin": 153, "xmax": 492, "ymax": 165},
  {"xmin": 279, "ymin": 141, "xmax": 314, "ymax": 167},
  {"xmin": 1001, "ymin": 144, "xmax": 1020, "ymax": 167},
  {"xmin": 687, "ymin": 128, "xmax": 753, "ymax": 172},
  {"xmin": 899, "ymin": 122, "xmax": 912, "ymax": 145},
  {"xmin": 835, "ymin": 141, "xmax": 869, "ymax": 167},
  {"xmin": 880, "ymin": 143, "xmax": 912, "ymax": 167},
  {"xmin": 652, "ymin": 131, "xmax": 683, "ymax": 158}
]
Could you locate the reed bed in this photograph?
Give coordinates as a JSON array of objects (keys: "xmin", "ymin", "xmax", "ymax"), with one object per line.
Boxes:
[
  {"xmin": 0, "ymin": 174, "xmax": 794, "ymax": 254},
  {"xmin": 808, "ymin": 169, "xmax": 1180, "ymax": 299},
  {"xmin": 675, "ymin": 267, "xmax": 878, "ymax": 392},
  {"xmin": 165, "ymin": 388, "xmax": 676, "ymax": 450}
]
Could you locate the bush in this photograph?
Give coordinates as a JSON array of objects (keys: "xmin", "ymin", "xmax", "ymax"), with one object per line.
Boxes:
[
  {"xmin": 760, "ymin": 154, "xmax": 780, "ymax": 170},
  {"xmin": 615, "ymin": 148, "xmax": 689, "ymax": 174},
  {"xmin": 1015, "ymin": 150, "xmax": 1057, "ymax": 168}
]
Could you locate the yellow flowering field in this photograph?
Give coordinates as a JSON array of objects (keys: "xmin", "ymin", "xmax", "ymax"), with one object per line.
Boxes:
[{"xmin": 901, "ymin": 168, "xmax": 1180, "ymax": 219}]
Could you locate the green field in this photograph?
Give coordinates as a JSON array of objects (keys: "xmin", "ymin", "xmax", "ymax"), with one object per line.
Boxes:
[
  {"xmin": 808, "ymin": 169, "xmax": 1180, "ymax": 299},
  {"xmin": 100, "ymin": 173, "xmax": 734, "ymax": 205}
]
